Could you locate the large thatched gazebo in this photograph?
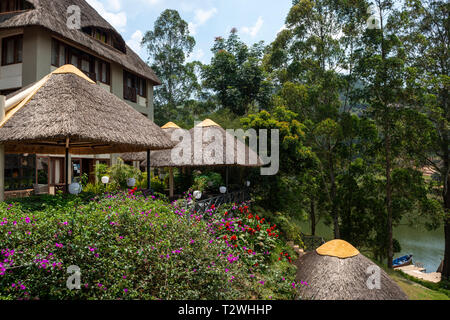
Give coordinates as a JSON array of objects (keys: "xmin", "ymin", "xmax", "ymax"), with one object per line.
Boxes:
[
  {"xmin": 141, "ymin": 119, "xmax": 263, "ymax": 197},
  {"xmin": 295, "ymin": 240, "xmax": 408, "ymax": 300},
  {"xmin": 120, "ymin": 122, "xmax": 189, "ymax": 197},
  {"xmin": 0, "ymin": 65, "xmax": 174, "ymax": 200}
]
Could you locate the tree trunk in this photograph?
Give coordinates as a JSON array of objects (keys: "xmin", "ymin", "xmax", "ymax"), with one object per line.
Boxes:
[
  {"xmin": 442, "ymin": 166, "xmax": 450, "ymax": 280},
  {"xmin": 310, "ymin": 198, "xmax": 316, "ymax": 236},
  {"xmin": 386, "ymin": 123, "xmax": 394, "ymax": 269},
  {"xmin": 329, "ymin": 157, "xmax": 340, "ymax": 239},
  {"xmin": 444, "ymin": 217, "xmax": 450, "ymax": 280}
]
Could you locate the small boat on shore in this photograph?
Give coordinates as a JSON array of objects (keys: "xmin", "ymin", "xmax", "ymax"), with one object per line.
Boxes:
[{"xmin": 393, "ymin": 255, "xmax": 413, "ymax": 268}]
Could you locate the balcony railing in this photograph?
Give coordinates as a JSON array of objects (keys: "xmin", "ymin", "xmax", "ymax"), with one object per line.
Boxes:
[
  {"xmin": 124, "ymin": 86, "xmax": 137, "ymax": 103},
  {"xmin": 189, "ymin": 190, "xmax": 251, "ymax": 216}
]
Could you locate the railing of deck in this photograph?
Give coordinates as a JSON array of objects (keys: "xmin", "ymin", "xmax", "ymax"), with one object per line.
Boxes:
[{"xmin": 190, "ymin": 190, "xmax": 250, "ymax": 215}]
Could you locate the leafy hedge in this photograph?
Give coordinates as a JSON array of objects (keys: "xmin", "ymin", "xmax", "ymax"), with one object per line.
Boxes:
[{"xmin": 0, "ymin": 192, "xmax": 301, "ymax": 300}]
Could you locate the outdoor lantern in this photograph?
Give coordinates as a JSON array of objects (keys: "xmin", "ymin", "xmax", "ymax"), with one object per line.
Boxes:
[
  {"xmin": 246, "ymin": 181, "xmax": 251, "ymax": 187},
  {"xmin": 68, "ymin": 182, "xmax": 82, "ymax": 195},
  {"xmin": 101, "ymin": 176, "xmax": 110, "ymax": 184},
  {"xmin": 193, "ymin": 190, "xmax": 202, "ymax": 200},
  {"xmin": 159, "ymin": 173, "xmax": 165, "ymax": 180},
  {"xmin": 220, "ymin": 186, "xmax": 227, "ymax": 194},
  {"xmin": 127, "ymin": 178, "xmax": 136, "ymax": 188}
]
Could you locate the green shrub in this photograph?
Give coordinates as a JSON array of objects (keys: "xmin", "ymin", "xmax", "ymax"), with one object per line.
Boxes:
[
  {"xmin": 93, "ymin": 164, "xmax": 109, "ymax": 183},
  {"xmin": 0, "ymin": 194, "xmax": 301, "ymax": 300},
  {"xmin": 109, "ymin": 159, "xmax": 142, "ymax": 190}
]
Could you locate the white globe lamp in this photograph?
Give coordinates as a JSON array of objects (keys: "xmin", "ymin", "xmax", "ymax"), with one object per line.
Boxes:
[
  {"xmin": 68, "ymin": 182, "xmax": 82, "ymax": 195},
  {"xmin": 127, "ymin": 178, "xmax": 136, "ymax": 188},
  {"xmin": 101, "ymin": 176, "xmax": 110, "ymax": 184},
  {"xmin": 193, "ymin": 190, "xmax": 202, "ymax": 200}
]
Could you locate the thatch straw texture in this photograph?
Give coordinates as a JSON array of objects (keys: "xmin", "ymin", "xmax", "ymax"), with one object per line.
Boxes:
[
  {"xmin": 147, "ymin": 127, "xmax": 189, "ymax": 168},
  {"xmin": 0, "ymin": 65, "xmax": 173, "ymax": 155},
  {"xmin": 0, "ymin": 0, "xmax": 160, "ymax": 84},
  {"xmin": 120, "ymin": 122, "xmax": 182, "ymax": 163},
  {"xmin": 296, "ymin": 246, "xmax": 409, "ymax": 300},
  {"xmin": 142, "ymin": 120, "xmax": 264, "ymax": 168},
  {"xmin": 120, "ymin": 152, "xmax": 147, "ymax": 162}
]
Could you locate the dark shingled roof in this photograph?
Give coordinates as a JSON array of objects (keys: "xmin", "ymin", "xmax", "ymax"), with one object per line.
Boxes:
[
  {"xmin": 0, "ymin": 65, "xmax": 173, "ymax": 155},
  {"xmin": 0, "ymin": 0, "xmax": 160, "ymax": 84}
]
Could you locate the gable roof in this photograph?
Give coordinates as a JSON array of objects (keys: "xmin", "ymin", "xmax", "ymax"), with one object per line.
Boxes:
[
  {"xmin": 0, "ymin": 0, "xmax": 161, "ymax": 84},
  {"xmin": 0, "ymin": 65, "xmax": 173, "ymax": 155}
]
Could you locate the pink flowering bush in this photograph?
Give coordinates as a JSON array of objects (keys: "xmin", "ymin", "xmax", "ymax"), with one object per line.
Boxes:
[{"xmin": 0, "ymin": 192, "xmax": 299, "ymax": 300}]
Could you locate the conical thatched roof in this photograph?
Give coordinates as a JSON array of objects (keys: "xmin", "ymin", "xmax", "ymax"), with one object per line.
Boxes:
[
  {"xmin": 120, "ymin": 122, "xmax": 185, "ymax": 164},
  {"xmin": 161, "ymin": 122, "xmax": 181, "ymax": 129},
  {"xmin": 296, "ymin": 240, "xmax": 408, "ymax": 300},
  {"xmin": 0, "ymin": 0, "xmax": 160, "ymax": 84},
  {"xmin": 0, "ymin": 65, "xmax": 174, "ymax": 155},
  {"xmin": 142, "ymin": 119, "xmax": 263, "ymax": 168}
]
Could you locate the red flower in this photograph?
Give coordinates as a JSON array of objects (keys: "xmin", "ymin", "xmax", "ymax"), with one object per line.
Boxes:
[
  {"xmin": 231, "ymin": 235, "xmax": 237, "ymax": 241},
  {"xmin": 248, "ymin": 249, "xmax": 253, "ymax": 254},
  {"xmin": 223, "ymin": 235, "xmax": 228, "ymax": 240},
  {"xmin": 248, "ymin": 214, "xmax": 253, "ymax": 219},
  {"xmin": 211, "ymin": 205, "xmax": 216, "ymax": 210},
  {"xmin": 224, "ymin": 211, "xmax": 228, "ymax": 216}
]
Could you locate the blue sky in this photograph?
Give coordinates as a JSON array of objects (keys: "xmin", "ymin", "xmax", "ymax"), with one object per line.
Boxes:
[{"xmin": 86, "ymin": 0, "xmax": 292, "ymax": 64}]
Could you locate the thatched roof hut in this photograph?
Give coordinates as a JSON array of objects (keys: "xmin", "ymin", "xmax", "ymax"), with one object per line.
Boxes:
[
  {"xmin": 0, "ymin": 65, "xmax": 173, "ymax": 155},
  {"xmin": 295, "ymin": 240, "xmax": 408, "ymax": 300},
  {"xmin": 120, "ymin": 122, "xmax": 186, "ymax": 164},
  {"xmin": 142, "ymin": 119, "xmax": 263, "ymax": 168},
  {"xmin": 0, "ymin": 0, "xmax": 160, "ymax": 84}
]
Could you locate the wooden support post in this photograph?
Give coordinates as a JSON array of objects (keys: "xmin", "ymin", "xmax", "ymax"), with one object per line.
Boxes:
[
  {"xmin": 65, "ymin": 138, "xmax": 70, "ymax": 193},
  {"xmin": 226, "ymin": 167, "xmax": 229, "ymax": 192},
  {"xmin": 0, "ymin": 95, "xmax": 5, "ymax": 202},
  {"xmin": 169, "ymin": 167, "xmax": 174, "ymax": 198},
  {"xmin": 147, "ymin": 150, "xmax": 151, "ymax": 190}
]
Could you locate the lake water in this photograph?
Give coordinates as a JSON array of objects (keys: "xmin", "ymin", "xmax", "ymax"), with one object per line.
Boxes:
[{"xmin": 298, "ymin": 220, "xmax": 445, "ymax": 273}]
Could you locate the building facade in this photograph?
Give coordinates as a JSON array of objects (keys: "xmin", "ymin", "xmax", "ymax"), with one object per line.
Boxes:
[{"xmin": 0, "ymin": 0, "xmax": 160, "ymax": 196}]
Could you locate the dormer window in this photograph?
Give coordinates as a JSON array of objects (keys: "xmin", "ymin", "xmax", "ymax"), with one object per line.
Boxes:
[
  {"xmin": 94, "ymin": 29, "xmax": 108, "ymax": 44},
  {"xmin": 0, "ymin": 0, "xmax": 30, "ymax": 13},
  {"xmin": 82, "ymin": 27, "xmax": 126, "ymax": 53},
  {"xmin": 83, "ymin": 27, "xmax": 110, "ymax": 45}
]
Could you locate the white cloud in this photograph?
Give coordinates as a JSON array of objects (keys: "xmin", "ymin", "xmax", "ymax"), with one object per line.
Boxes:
[
  {"xmin": 142, "ymin": 0, "xmax": 161, "ymax": 5},
  {"xmin": 86, "ymin": 0, "xmax": 127, "ymax": 31},
  {"xmin": 188, "ymin": 8, "xmax": 218, "ymax": 35},
  {"xmin": 126, "ymin": 30, "xmax": 145, "ymax": 57},
  {"xmin": 187, "ymin": 48, "xmax": 205, "ymax": 62},
  {"xmin": 242, "ymin": 16, "xmax": 264, "ymax": 37},
  {"xmin": 106, "ymin": 0, "xmax": 122, "ymax": 11}
]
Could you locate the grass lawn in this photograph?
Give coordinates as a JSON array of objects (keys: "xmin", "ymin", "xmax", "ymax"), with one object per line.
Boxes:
[{"xmin": 386, "ymin": 269, "xmax": 449, "ymax": 300}]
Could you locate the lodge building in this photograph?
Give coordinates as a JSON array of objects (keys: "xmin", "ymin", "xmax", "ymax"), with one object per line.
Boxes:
[{"xmin": 0, "ymin": 0, "xmax": 161, "ymax": 197}]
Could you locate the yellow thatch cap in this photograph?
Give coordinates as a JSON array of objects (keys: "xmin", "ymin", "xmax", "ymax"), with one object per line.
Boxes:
[
  {"xmin": 162, "ymin": 122, "xmax": 181, "ymax": 129},
  {"xmin": 52, "ymin": 64, "xmax": 96, "ymax": 84},
  {"xmin": 1, "ymin": 65, "xmax": 96, "ymax": 128},
  {"xmin": 196, "ymin": 119, "xmax": 221, "ymax": 128},
  {"xmin": 316, "ymin": 240, "xmax": 360, "ymax": 259}
]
